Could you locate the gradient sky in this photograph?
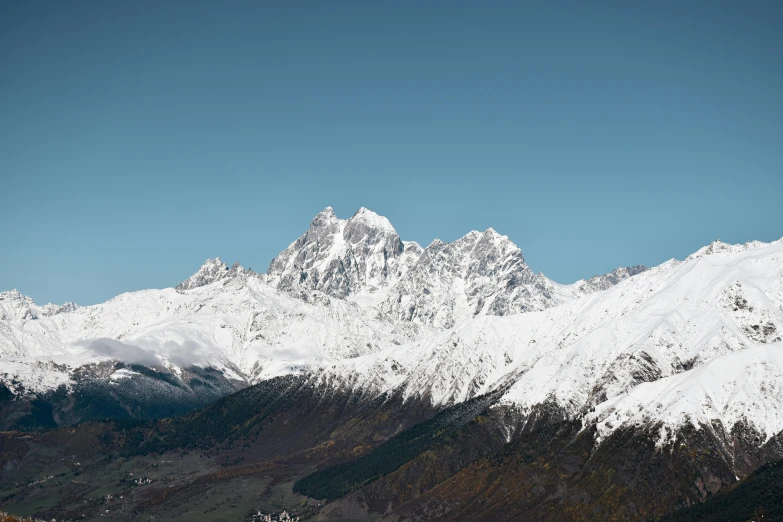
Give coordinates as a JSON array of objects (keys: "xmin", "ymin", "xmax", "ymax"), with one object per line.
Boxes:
[{"xmin": 2, "ymin": 1, "xmax": 782, "ymax": 305}]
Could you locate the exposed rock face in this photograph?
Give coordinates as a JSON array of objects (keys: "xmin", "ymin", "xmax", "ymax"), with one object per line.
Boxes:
[
  {"xmin": 685, "ymin": 239, "xmax": 769, "ymax": 261},
  {"xmin": 0, "ymin": 290, "xmax": 38, "ymax": 322},
  {"xmin": 579, "ymin": 265, "xmax": 648, "ymax": 294},
  {"xmin": 267, "ymin": 207, "xmax": 411, "ymax": 299},
  {"xmin": 0, "ymin": 290, "xmax": 79, "ymax": 322},
  {"xmin": 722, "ymin": 280, "xmax": 782, "ymax": 344},
  {"xmin": 176, "ymin": 258, "xmax": 231, "ymax": 291},
  {"xmin": 267, "ymin": 209, "xmax": 564, "ymax": 328},
  {"xmin": 380, "ymin": 229, "xmax": 558, "ymax": 328},
  {"xmin": 176, "ymin": 258, "xmax": 254, "ymax": 291},
  {"xmin": 40, "ymin": 302, "xmax": 79, "ymax": 316}
]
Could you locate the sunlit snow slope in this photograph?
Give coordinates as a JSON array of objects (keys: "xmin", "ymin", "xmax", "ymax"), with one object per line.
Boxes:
[{"xmin": 2, "ymin": 207, "xmax": 781, "ymax": 446}]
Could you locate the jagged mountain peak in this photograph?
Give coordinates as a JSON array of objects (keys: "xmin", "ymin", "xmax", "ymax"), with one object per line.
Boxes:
[
  {"xmin": 403, "ymin": 240, "xmax": 423, "ymax": 252},
  {"xmin": 475, "ymin": 227, "xmax": 520, "ymax": 252},
  {"xmin": 309, "ymin": 206, "xmax": 340, "ymax": 228},
  {"xmin": 266, "ymin": 207, "xmax": 565, "ymax": 326},
  {"xmin": 0, "ymin": 289, "xmax": 31, "ymax": 303},
  {"xmin": 0, "ymin": 290, "xmax": 37, "ymax": 322},
  {"xmin": 203, "ymin": 257, "xmax": 226, "ymax": 268},
  {"xmin": 451, "ymin": 227, "xmax": 519, "ymax": 253},
  {"xmin": 0, "ymin": 290, "xmax": 80, "ymax": 322},
  {"xmin": 176, "ymin": 258, "xmax": 253, "ymax": 292},
  {"xmin": 267, "ymin": 207, "xmax": 408, "ymax": 299},
  {"xmin": 307, "ymin": 206, "xmax": 397, "ymax": 235},
  {"xmin": 685, "ymin": 238, "xmax": 774, "ymax": 262},
  {"xmin": 577, "ymin": 264, "xmax": 648, "ymax": 294},
  {"xmin": 40, "ymin": 301, "xmax": 80, "ymax": 317},
  {"xmin": 176, "ymin": 258, "xmax": 229, "ymax": 291},
  {"xmin": 348, "ymin": 206, "xmax": 396, "ymax": 233},
  {"xmin": 381, "ymin": 225, "xmax": 556, "ymax": 327},
  {"xmin": 344, "ymin": 208, "xmax": 402, "ymax": 250},
  {"xmin": 460, "ymin": 230, "xmax": 482, "ymax": 240}
]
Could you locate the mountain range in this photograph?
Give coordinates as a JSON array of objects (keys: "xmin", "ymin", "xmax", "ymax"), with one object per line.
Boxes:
[{"xmin": 1, "ymin": 207, "xmax": 782, "ymax": 521}]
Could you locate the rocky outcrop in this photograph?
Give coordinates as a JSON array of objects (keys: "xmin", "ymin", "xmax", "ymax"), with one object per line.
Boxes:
[{"xmin": 267, "ymin": 207, "xmax": 413, "ymax": 299}]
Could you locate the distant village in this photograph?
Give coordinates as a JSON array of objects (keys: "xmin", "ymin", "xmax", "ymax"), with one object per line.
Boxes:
[{"xmin": 252, "ymin": 510, "xmax": 299, "ymax": 522}]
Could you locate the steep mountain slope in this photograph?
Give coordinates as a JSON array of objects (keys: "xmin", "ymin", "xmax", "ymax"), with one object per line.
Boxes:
[
  {"xmin": 0, "ymin": 206, "xmax": 596, "ymax": 406},
  {"xmin": 267, "ymin": 207, "xmax": 418, "ymax": 300},
  {"xmin": 0, "ymin": 270, "xmax": 415, "ymax": 395},
  {"xmin": 2, "ymin": 207, "xmax": 781, "ymax": 456},
  {"xmin": 266, "ymin": 207, "xmax": 563, "ymax": 326},
  {"xmin": 2, "ymin": 208, "xmax": 783, "ymax": 521},
  {"xmin": 588, "ymin": 343, "xmax": 783, "ymax": 447},
  {"xmin": 315, "ymin": 237, "xmax": 782, "ymax": 431},
  {"xmin": 0, "ymin": 232, "xmax": 426, "ymax": 427},
  {"xmin": 575, "ymin": 264, "xmax": 648, "ymax": 294},
  {"xmin": 379, "ymin": 228, "xmax": 561, "ymax": 328},
  {"xmin": 175, "ymin": 257, "xmax": 254, "ymax": 291}
]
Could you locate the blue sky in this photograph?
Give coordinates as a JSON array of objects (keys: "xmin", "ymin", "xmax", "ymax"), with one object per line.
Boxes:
[{"xmin": 2, "ymin": 1, "xmax": 782, "ymax": 305}]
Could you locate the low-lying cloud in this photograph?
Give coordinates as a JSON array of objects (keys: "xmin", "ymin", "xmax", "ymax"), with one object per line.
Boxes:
[{"xmin": 76, "ymin": 338, "xmax": 208, "ymax": 368}]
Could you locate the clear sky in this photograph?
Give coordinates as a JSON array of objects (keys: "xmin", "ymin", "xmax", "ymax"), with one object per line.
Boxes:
[{"xmin": 2, "ymin": 1, "xmax": 782, "ymax": 305}]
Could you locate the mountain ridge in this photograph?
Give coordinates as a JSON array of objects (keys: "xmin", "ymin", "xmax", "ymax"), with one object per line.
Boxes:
[
  {"xmin": 2, "ymin": 207, "xmax": 783, "ymax": 521},
  {"xmin": 2, "ymin": 207, "xmax": 782, "ymax": 454}
]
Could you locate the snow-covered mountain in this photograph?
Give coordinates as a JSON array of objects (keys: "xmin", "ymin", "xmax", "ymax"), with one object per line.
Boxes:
[
  {"xmin": 351, "ymin": 236, "xmax": 783, "ymax": 446},
  {"xmin": 267, "ymin": 207, "xmax": 569, "ymax": 328},
  {"xmin": 0, "ymin": 267, "xmax": 415, "ymax": 393},
  {"xmin": 175, "ymin": 257, "xmax": 255, "ymax": 291},
  {"xmin": 2, "ymin": 207, "xmax": 782, "ymax": 452},
  {"xmin": 378, "ymin": 228, "xmax": 561, "ymax": 328},
  {"xmin": 267, "ymin": 207, "xmax": 416, "ymax": 299},
  {"xmin": 575, "ymin": 264, "xmax": 648, "ymax": 294}
]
